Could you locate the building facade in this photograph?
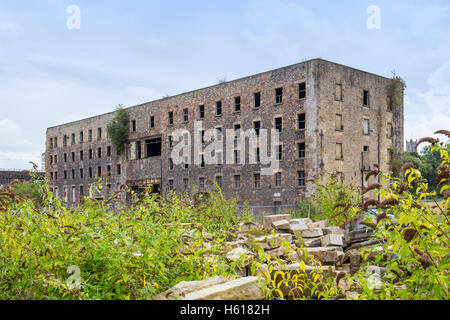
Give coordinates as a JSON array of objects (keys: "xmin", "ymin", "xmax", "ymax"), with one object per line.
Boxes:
[{"xmin": 45, "ymin": 59, "xmax": 404, "ymax": 213}]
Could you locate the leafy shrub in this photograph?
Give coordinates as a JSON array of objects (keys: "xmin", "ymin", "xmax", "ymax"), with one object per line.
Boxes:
[
  {"xmin": 106, "ymin": 106, "xmax": 130, "ymax": 155},
  {"xmin": 0, "ymin": 180, "xmax": 248, "ymax": 299}
]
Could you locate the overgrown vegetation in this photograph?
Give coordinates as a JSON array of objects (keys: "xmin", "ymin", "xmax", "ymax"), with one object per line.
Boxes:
[
  {"xmin": 390, "ymin": 74, "xmax": 406, "ymax": 111},
  {"xmin": 106, "ymin": 105, "xmax": 130, "ymax": 155}
]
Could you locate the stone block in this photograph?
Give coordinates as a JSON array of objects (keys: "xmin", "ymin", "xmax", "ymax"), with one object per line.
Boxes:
[
  {"xmin": 321, "ymin": 234, "xmax": 344, "ymax": 247},
  {"xmin": 307, "ymin": 247, "xmax": 341, "ymax": 263},
  {"xmin": 184, "ymin": 276, "xmax": 265, "ymax": 300},
  {"xmin": 271, "ymin": 219, "xmax": 290, "ymax": 230},
  {"xmin": 301, "ymin": 228, "xmax": 323, "ymax": 238},
  {"xmin": 263, "ymin": 214, "xmax": 291, "ymax": 229},
  {"xmin": 303, "ymin": 237, "xmax": 322, "ymax": 247},
  {"xmin": 322, "ymin": 226, "xmax": 345, "ymax": 236},
  {"xmin": 154, "ymin": 276, "xmax": 229, "ymax": 300},
  {"xmin": 308, "ymin": 219, "xmax": 329, "ymax": 229}
]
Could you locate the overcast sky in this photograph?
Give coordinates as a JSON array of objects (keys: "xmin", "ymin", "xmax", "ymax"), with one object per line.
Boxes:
[{"xmin": 0, "ymin": 0, "xmax": 449, "ymax": 170}]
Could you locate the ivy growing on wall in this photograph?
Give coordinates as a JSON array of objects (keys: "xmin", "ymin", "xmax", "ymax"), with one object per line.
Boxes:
[
  {"xmin": 106, "ymin": 105, "xmax": 130, "ymax": 155},
  {"xmin": 390, "ymin": 73, "xmax": 406, "ymax": 111}
]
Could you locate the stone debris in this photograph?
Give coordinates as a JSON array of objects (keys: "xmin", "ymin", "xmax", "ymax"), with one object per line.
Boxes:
[
  {"xmin": 263, "ymin": 214, "xmax": 291, "ymax": 229},
  {"xmin": 184, "ymin": 276, "xmax": 265, "ymax": 300},
  {"xmin": 162, "ymin": 214, "xmax": 381, "ymax": 300}
]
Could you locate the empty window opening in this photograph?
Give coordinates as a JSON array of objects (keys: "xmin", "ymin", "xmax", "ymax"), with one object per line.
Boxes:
[
  {"xmin": 146, "ymin": 137, "xmax": 162, "ymax": 157},
  {"xmin": 275, "ymin": 87, "xmax": 283, "ymax": 104},
  {"xmin": 298, "ymin": 82, "xmax": 306, "ymax": 100}
]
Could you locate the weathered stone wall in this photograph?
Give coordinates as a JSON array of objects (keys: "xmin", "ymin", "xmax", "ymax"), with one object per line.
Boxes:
[
  {"xmin": 45, "ymin": 59, "xmax": 403, "ymax": 210},
  {"xmin": 0, "ymin": 170, "xmax": 37, "ymax": 187}
]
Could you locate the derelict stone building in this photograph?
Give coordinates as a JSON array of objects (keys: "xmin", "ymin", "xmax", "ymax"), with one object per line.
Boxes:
[{"xmin": 45, "ymin": 59, "xmax": 404, "ymax": 214}]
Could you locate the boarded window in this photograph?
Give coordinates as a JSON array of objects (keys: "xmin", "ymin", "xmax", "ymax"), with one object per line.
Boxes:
[
  {"xmin": 335, "ymin": 84, "xmax": 343, "ymax": 101},
  {"xmin": 336, "ymin": 143, "xmax": 343, "ymax": 159},
  {"xmin": 363, "ymin": 119, "xmax": 370, "ymax": 135},
  {"xmin": 336, "ymin": 114, "xmax": 343, "ymax": 131}
]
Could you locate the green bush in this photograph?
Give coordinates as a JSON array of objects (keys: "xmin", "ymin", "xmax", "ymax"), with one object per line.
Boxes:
[{"xmin": 0, "ymin": 181, "xmax": 248, "ymax": 300}]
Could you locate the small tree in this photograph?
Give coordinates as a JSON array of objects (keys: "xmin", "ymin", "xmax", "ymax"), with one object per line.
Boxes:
[{"xmin": 107, "ymin": 105, "xmax": 130, "ymax": 155}]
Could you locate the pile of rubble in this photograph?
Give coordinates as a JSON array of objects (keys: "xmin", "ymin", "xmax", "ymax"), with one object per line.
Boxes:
[{"xmin": 155, "ymin": 213, "xmax": 391, "ymax": 300}]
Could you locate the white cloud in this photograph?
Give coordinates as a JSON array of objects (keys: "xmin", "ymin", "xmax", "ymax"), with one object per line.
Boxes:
[{"xmin": 404, "ymin": 60, "xmax": 450, "ymax": 146}]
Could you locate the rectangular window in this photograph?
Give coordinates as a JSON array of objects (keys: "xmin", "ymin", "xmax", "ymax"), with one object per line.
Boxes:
[
  {"xmin": 336, "ymin": 143, "xmax": 343, "ymax": 160},
  {"xmin": 255, "ymin": 147, "xmax": 260, "ymax": 163},
  {"xmin": 71, "ymin": 133, "xmax": 75, "ymax": 145},
  {"xmin": 216, "ymin": 150, "xmax": 223, "ymax": 166},
  {"xmin": 97, "ymin": 128, "xmax": 102, "ymax": 140},
  {"xmin": 276, "ymin": 145, "xmax": 282, "ymax": 161},
  {"xmin": 387, "ymin": 122, "xmax": 393, "ymax": 138},
  {"xmin": 254, "ymin": 92, "xmax": 261, "ymax": 108},
  {"xmin": 54, "ymin": 137, "xmax": 58, "ymax": 148},
  {"xmin": 275, "ymin": 87, "xmax": 283, "ymax": 104},
  {"xmin": 168, "ymin": 179, "xmax": 174, "ymax": 191},
  {"xmin": 54, "ymin": 172, "xmax": 57, "ymax": 181},
  {"xmin": 183, "ymin": 156, "xmax": 189, "ymax": 169},
  {"xmin": 80, "ymin": 168, "xmax": 84, "ymax": 179},
  {"xmin": 168, "ymin": 135, "xmax": 173, "ymax": 148},
  {"xmin": 298, "ymin": 82, "xmax": 306, "ymax": 100},
  {"xmin": 50, "ymin": 138, "xmax": 53, "ymax": 149},
  {"xmin": 97, "ymin": 147, "xmax": 102, "ymax": 159},
  {"xmin": 117, "ymin": 164, "xmax": 121, "ymax": 176},
  {"xmin": 183, "ymin": 108, "xmax": 189, "ymax": 122},
  {"xmin": 200, "ymin": 154, "xmax": 205, "ymax": 168},
  {"xmin": 131, "ymin": 120, "xmax": 136, "ymax": 132},
  {"xmin": 297, "ymin": 142, "xmax": 305, "ymax": 159},
  {"xmin": 275, "ymin": 172, "xmax": 282, "ymax": 187},
  {"xmin": 136, "ymin": 141, "xmax": 141, "ymax": 159},
  {"xmin": 234, "ymin": 175, "xmax": 241, "ymax": 189},
  {"xmin": 387, "ymin": 96, "xmax": 392, "ymax": 112},
  {"xmin": 234, "ymin": 96, "xmax": 241, "ymax": 112},
  {"xmin": 168, "ymin": 112, "xmax": 173, "ymax": 125},
  {"xmin": 107, "ymin": 165, "xmax": 111, "ymax": 177},
  {"xmin": 254, "ymin": 121, "xmax": 261, "ymax": 136},
  {"xmin": 64, "ymin": 170, "xmax": 67, "ymax": 180},
  {"xmin": 363, "ymin": 119, "xmax": 370, "ymax": 135},
  {"xmin": 275, "ymin": 117, "xmax": 283, "ymax": 132},
  {"xmin": 71, "ymin": 152, "xmax": 75, "ymax": 162},
  {"xmin": 297, "ymin": 113, "xmax": 305, "ymax": 130},
  {"xmin": 234, "ymin": 124, "xmax": 241, "ymax": 140},
  {"xmin": 80, "ymin": 186, "xmax": 84, "ymax": 197},
  {"xmin": 97, "ymin": 166, "xmax": 102, "ymax": 177},
  {"xmin": 64, "ymin": 153, "xmax": 67, "ymax": 163},
  {"xmin": 199, "ymin": 177, "xmax": 205, "ymax": 188},
  {"xmin": 150, "ymin": 116, "xmax": 155, "ymax": 129},
  {"xmin": 183, "ymin": 178, "xmax": 189, "ymax": 191},
  {"xmin": 88, "ymin": 129, "xmax": 92, "ymax": 142},
  {"xmin": 63, "ymin": 135, "xmax": 67, "ymax": 146},
  {"xmin": 254, "ymin": 173, "xmax": 261, "ymax": 189},
  {"xmin": 201, "ymin": 130, "xmax": 205, "ymax": 144},
  {"xmin": 169, "ymin": 158, "xmax": 174, "ymax": 171},
  {"xmin": 215, "ymin": 176, "xmax": 222, "ymax": 188},
  {"xmin": 107, "ymin": 146, "xmax": 111, "ymax": 157},
  {"xmin": 89, "ymin": 167, "xmax": 93, "ymax": 178},
  {"xmin": 199, "ymin": 105, "xmax": 205, "ymax": 119},
  {"xmin": 79, "ymin": 131, "xmax": 84, "ymax": 143},
  {"xmin": 335, "ymin": 114, "xmax": 343, "ymax": 131},
  {"xmin": 50, "ymin": 172, "xmax": 53, "ymax": 180},
  {"xmin": 297, "ymin": 171, "xmax": 305, "ymax": 187},
  {"xmin": 234, "ymin": 149, "xmax": 240, "ymax": 164},
  {"xmin": 216, "ymin": 101, "xmax": 222, "ymax": 116},
  {"xmin": 54, "ymin": 155, "xmax": 57, "ymax": 163},
  {"xmin": 145, "ymin": 137, "xmax": 162, "ymax": 158},
  {"xmin": 216, "ymin": 127, "xmax": 222, "ymax": 141},
  {"xmin": 71, "ymin": 169, "xmax": 75, "ymax": 179},
  {"xmin": 363, "ymin": 90, "xmax": 370, "ymax": 106},
  {"xmin": 335, "ymin": 83, "xmax": 343, "ymax": 101}
]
